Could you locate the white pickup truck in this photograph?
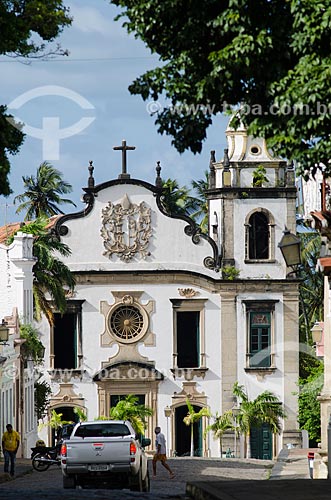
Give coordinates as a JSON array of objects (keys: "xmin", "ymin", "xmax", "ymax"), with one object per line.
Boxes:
[{"xmin": 60, "ymin": 420, "xmax": 151, "ymax": 491}]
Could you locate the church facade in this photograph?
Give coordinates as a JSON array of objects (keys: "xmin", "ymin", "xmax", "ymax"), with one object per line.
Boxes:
[{"xmin": 38, "ymin": 127, "xmax": 301, "ymax": 458}]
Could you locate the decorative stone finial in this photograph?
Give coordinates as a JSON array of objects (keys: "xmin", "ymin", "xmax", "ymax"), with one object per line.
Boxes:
[
  {"xmin": 155, "ymin": 161, "xmax": 162, "ymax": 188},
  {"xmin": 88, "ymin": 160, "xmax": 95, "ymax": 188},
  {"xmin": 209, "ymin": 150, "xmax": 216, "ymax": 189},
  {"xmin": 223, "ymin": 148, "xmax": 230, "ymax": 170}
]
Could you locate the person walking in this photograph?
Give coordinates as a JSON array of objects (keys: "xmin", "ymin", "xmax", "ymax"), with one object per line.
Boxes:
[
  {"xmin": 152, "ymin": 426, "xmax": 175, "ymax": 479},
  {"xmin": 2, "ymin": 424, "xmax": 20, "ymax": 477}
]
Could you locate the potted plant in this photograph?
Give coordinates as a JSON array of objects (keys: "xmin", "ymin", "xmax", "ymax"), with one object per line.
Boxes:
[{"xmin": 252, "ymin": 165, "xmax": 269, "ymax": 187}]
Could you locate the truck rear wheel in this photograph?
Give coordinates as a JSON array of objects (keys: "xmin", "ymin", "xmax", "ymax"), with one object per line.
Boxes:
[
  {"xmin": 63, "ymin": 475, "xmax": 76, "ymax": 489},
  {"xmin": 142, "ymin": 470, "xmax": 150, "ymax": 492},
  {"xmin": 130, "ymin": 469, "xmax": 143, "ymax": 491}
]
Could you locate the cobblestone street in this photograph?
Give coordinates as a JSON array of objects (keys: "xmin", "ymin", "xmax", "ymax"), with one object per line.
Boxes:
[{"xmin": 0, "ymin": 457, "xmax": 274, "ymax": 499}]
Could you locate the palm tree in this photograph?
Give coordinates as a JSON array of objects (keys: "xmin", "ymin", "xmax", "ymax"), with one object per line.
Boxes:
[
  {"xmin": 73, "ymin": 406, "xmax": 87, "ymax": 422},
  {"xmin": 7, "ymin": 217, "xmax": 75, "ymax": 325},
  {"xmin": 298, "ymin": 232, "xmax": 323, "ymax": 344},
  {"xmin": 233, "ymin": 382, "xmax": 285, "ymax": 458},
  {"xmin": 108, "ymin": 394, "xmax": 154, "ymax": 436},
  {"xmin": 161, "ymin": 178, "xmax": 195, "ymax": 217},
  {"xmin": 204, "ymin": 410, "xmax": 234, "ymax": 457},
  {"xmin": 183, "ymin": 398, "xmax": 211, "ymax": 457},
  {"xmin": 14, "ymin": 161, "xmax": 76, "ymax": 220},
  {"xmin": 190, "ymin": 170, "xmax": 209, "ymax": 232},
  {"xmin": 39, "ymin": 409, "xmax": 71, "ymax": 433}
]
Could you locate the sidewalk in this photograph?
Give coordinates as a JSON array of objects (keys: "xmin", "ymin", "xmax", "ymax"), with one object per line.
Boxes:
[
  {"xmin": 0, "ymin": 458, "xmax": 32, "ymax": 484},
  {"xmin": 269, "ymin": 447, "xmax": 317, "ymax": 480}
]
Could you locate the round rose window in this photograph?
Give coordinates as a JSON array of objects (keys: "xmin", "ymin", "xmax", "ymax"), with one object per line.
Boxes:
[{"xmin": 109, "ymin": 305, "xmax": 144, "ymax": 341}]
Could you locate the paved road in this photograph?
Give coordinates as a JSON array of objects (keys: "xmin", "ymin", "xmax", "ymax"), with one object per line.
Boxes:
[{"xmin": 0, "ymin": 457, "xmax": 274, "ymax": 499}]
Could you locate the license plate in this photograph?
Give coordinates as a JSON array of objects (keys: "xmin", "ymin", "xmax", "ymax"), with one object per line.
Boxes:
[{"xmin": 89, "ymin": 464, "xmax": 109, "ymax": 471}]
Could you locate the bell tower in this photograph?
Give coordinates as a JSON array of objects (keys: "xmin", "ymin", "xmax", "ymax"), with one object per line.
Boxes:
[{"xmin": 207, "ymin": 119, "xmax": 297, "ymax": 279}]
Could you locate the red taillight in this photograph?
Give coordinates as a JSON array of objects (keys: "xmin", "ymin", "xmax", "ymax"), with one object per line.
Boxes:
[
  {"xmin": 130, "ymin": 442, "xmax": 136, "ymax": 455},
  {"xmin": 61, "ymin": 443, "xmax": 67, "ymax": 457}
]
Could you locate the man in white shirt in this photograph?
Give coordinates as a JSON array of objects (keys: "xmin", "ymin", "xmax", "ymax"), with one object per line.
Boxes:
[{"xmin": 152, "ymin": 426, "xmax": 175, "ymax": 479}]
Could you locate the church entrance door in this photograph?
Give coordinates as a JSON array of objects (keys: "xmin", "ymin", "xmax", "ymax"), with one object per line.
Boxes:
[{"xmin": 174, "ymin": 405, "xmax": 202, "ymax": 456}]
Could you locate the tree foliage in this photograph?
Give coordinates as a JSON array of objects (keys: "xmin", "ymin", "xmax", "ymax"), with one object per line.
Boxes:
[
  {"xmin": 161, "ymin": 176, "xmax": 209, "ymax": 232},
  {"xmin": 108, "ymin": 394, "xmax": 154, "ymax": 435},
  {"xmin": 14, "ymin": 161, "xmax": 76, "ymax": 220},
  {"xmin": 0, "ymin": 1, "xmax": 72, "ymax": 195},
  {"xmin": 233, "ymin": 382, "xmax": 285, "ymax": 458},
  {"xmin": 183, "ymin": 398, "xmax": 211, "ymax": 457},
  {"xmin": 7, "ymin": 216, "xmax": 75, "ymax": 324},
  {"xmin": 204, "ymin": 410, "xmax": 234, "ymax": 457},
  {"xmin": 111, "ymin": 0, "xmax": 331, "ymax": 173},
  {"xmin": 298, "ymin": 361, "xmax": 323, "ymax": 446},
  {"xmin": 73, "ymin": 406, "xmax": 87, "ymax": 422},
  {"xmin": 161, "ymin": 178, "xmax": 194, "ymax": 217},
  {"xmin": 298, "ymin": 231, "xmax": 324, "ymax": 344},
  {"xmin": 20, "ymin": 322, "xmax": 45, "ymax": 364},
  {"xmin": 34, "ymin": 380, "xmax": 52, "ymax": 420},
  {"xmin": 190, "ymin": 171, "xmax": 209, "ymax": 232}
]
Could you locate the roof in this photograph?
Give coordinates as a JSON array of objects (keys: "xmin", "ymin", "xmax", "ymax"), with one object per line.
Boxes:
[
  {"xmin": 310, "ymin": 210, "xmax": 331, "ymax": 240},
  {"xmin": 0, "ymin": 215, "xmax": 61, "ymax": 245}
]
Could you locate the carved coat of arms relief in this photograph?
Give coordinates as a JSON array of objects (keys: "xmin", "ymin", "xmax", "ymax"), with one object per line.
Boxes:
[{"xmin": 101, "ymin": 194, "xmax": 152, "ymax": 262}]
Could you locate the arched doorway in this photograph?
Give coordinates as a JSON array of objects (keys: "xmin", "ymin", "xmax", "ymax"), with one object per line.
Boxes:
[
  {"xmin": 175, "ymin": 404, "xmax": 203, "ymax": 456},
  {"xmin": 50, "ymin": 406, "xmax": 79, "ymax": 446}
]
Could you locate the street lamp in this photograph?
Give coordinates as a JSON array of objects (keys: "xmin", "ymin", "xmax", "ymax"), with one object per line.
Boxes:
[
  {"xmin": 164, "ymin": 406, "xmax": 172, "ymax": 456},
  {"xmin": 278, "ymin": 227, "xmax": 301, "ymax": 274},
  {"xmin": 0, "ymin": 319, "xmax": 9, "ymax": 345},
  {"xmin": 232, "ymin": 406, "xmax": 240, "ymax": 458},
  {"xmin": 311, "ymin": 321, "xmax": 323, "ymax": 345}
]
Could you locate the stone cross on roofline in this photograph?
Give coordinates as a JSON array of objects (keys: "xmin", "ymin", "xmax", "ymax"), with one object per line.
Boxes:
[{"xmin": 113, "ymin": 140, "xmax": 136, "ymax": 179}]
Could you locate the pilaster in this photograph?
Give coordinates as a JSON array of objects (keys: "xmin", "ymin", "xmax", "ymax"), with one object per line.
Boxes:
[{"xmin": 221, "ymin": 292, "xmax": 237, "ymax": 410}]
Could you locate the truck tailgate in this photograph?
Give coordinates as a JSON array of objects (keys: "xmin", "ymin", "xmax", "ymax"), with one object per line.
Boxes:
[{"xmin": 66, "ymin": 437, "xmax": 131, "ymax": 464}]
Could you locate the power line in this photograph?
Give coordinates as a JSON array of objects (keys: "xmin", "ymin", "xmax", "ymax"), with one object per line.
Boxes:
[{"xmin": 0, "ymin": 55, "xmax": 156, "ymax": 64}]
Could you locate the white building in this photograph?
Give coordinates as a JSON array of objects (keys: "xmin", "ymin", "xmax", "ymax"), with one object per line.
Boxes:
[
  {"xmin": 0, "ymin": 231, "xmax": 37, "ymax": 457},
  {"xmin": 38, "ymin": 127, "xmax": 301, "ymax": 458}
]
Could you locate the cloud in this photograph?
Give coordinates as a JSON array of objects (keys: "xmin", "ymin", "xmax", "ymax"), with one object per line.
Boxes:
[{"xmin": 69, "ymin": 3, "xmax": 116, "ymax": 37}]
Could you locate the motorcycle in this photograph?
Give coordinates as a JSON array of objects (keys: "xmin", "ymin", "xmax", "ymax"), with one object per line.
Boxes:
[
  {"xmin": 31, "ymin": 423, "xmax": 75, "ymax": 472},
  {"xmin": 31, "ymin": 445, "xmax": 60, "ymax": 471}
]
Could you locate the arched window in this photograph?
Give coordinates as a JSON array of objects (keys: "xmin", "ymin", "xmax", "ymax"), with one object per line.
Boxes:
[
  {"xmin": 249, "ymin": 212, "xmax": 269, "ymax": 259},
  {"xmin": 245, "ymin": 209, "xmax": 275, "ymax": 262}
]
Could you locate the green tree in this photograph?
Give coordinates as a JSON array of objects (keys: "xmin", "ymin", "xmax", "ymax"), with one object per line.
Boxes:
[
  {"xmin": 14, "ymin": 162, "xmax": 76, "ymax": 221},
  {"xmin": 232, "ymin": 382, "xmax": 285, "ymax": 458},
  {"xmin": 204, "ymin": 410, "xmax": 234, "ymax": 457},
  {"xmin": 73, "ymin": 406, "xmax": 87, "ymax": 422},
  {"xmin": 39, "ymin": 409, "xmax": 71, "ymax": 433},
  {"xmin": 161, "ymin": 178, "xmax": 194, "ymax": 217},
  {"xmin": 34, "ymin": 380, "xmax": 52, "ymax": 421},
  {"xmin": 298, "ymin": 360, "xmax": 323, "ymax": 446},
  {"xmin": 298, "ymin": 231, "xmax": 323, "ymax": 345},
  {"xmin": 183, "ymin": 398, "xmax": 210, "ymax": 457},
  {"xmin": 190, "ymin": 171, "xmax": 209, "ymax": 232},
  {"xmin": 108, "ymin": 394, "xmax": 153, "ymax": 435},
  {"xmin": 20, "ymin": 323, "xmax": 45, "ymax": 364},
  {"xmin": 0, "ymin": 1, "xmax": 72, "ymax": 195},
  {"xmin": 8, "ymin": 217, "xmax": 75, "ymax": 325},
  {"xmin": 111, "ymin": 1, "xmax": 331, "ymax": 174}
]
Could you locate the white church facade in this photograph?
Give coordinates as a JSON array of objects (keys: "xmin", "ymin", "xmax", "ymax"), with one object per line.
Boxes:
[{"xmin": 37, "ymin": 126, "xmax": 301, "ymax": 458}]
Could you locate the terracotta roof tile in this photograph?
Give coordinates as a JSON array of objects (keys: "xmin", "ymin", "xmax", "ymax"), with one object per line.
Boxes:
[{"xmin": 0, "ymin": 215, "xmax": 61, "ymax": 245}]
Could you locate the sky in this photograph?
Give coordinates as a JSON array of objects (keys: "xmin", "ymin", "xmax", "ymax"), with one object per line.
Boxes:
[{"xmin": 0, "ymin": 0, "xmax": 228, "ymax": 226}]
